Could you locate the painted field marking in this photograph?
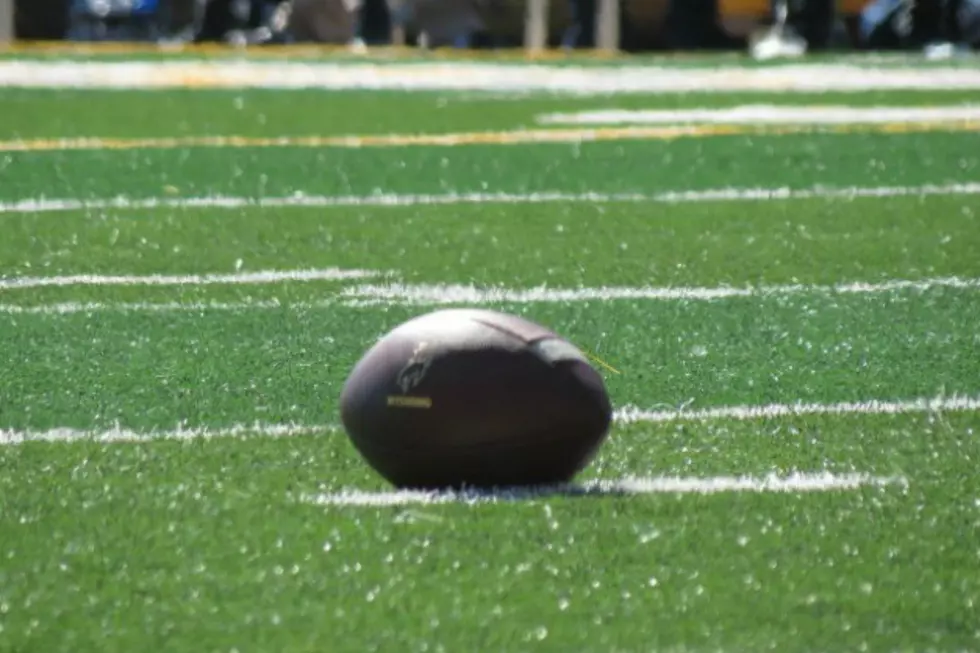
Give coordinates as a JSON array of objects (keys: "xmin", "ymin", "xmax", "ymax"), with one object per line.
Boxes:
[
  {"xmin": 0, "ymin": 267, "xmax": 386, "ymax": 291},
  {"xmin": 613, "ymin": 394, "xmax": 980, "ymax": 423},
  {"xmin": 3, "ymin": 120, "xmax": 978, "ymax": 153},
  {"xmin": 340, "ymin": 276, "xmax": 980, "ymax": 307},
  {"xmin": 0, "ymin": 300, "xmax": 285, "ymax": 314},
  {"xmin": 2, "ymin": 181, "xmax": 979, "ymax": 216},
  {"xmin": 301, "ymin": 472, "xmax": 908, "ymax": 507},
  {"xmin": 0, "ymin": 422, "xmax": 334, "ymax": 446},
  {"xmin": 3, "ymin": 393, "xmax": 977, "ymax": 446},
  {"xmin": 536, "ymin": 104, "xmax": 980, "ymax": 126},
  {"xmin": 2, "ymin": 60, "xmax": 980, "ymax": 93},
  {"xmin": 2, "ymin": 275, "xmax": 978, "ymax": 315}
]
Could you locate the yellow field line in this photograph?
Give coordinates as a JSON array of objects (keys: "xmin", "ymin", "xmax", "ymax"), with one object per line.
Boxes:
[{"xmin": 3, "ymin": 121, "xmax": 978, "ymax": 154}]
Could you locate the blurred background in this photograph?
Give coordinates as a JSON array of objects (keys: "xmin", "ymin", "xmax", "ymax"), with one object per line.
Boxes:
[{"xmin": 3, "ymin": 0, "xmax": 978, "ymax": 56}]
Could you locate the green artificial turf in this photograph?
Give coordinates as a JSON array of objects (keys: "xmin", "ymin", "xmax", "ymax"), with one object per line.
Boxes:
[
  {"xmin": 3, "ymin": 130, "xmax": 980, "ymax": 201},
  {"xmin": 1, "ymin": 60, "xmax": 980, "ymax": 653},
  {"xmin": 3, "ymin": 88, "xmax": 979, "ymax": 140},
  {"xmin": 1, "ymin": 195, "xmax": 978, "ymax": 286}
]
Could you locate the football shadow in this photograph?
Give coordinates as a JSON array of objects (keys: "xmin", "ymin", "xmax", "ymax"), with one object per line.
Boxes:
[
  {"xmin": 303, "ymin": 480, "xmax": 640, "ymax": 508},
  {"xmin": 393, "ymin": 481, "xmax": 635, "ymax": 504}
]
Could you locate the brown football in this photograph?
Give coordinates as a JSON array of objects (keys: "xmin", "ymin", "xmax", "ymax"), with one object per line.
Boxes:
[{"xmin": 339, "ymin": 309, "xmax": 613, "ymax": 490}]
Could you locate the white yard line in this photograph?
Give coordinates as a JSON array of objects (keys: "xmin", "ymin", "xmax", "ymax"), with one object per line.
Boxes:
[
  {"xmin": 613, "ymin": 394, "xmax": 980, "ymax": 423},
  {"xmin": 0, "ymin": 267, "xmax": 386, "ymax": 291},
  {"xmin": 0, "ymin": 300, "xmax": 289, "ymax": 314},
  {"xmin": 1, "ymin": 60, "xmax": 980, "ymax": 92},
  {"xmin": 0, "ymin": 422, "xmax": 334, "ymax": 445},
  {"xmin": 536, "ymin": 105, "xmax": 980, "ymax": 126},
  {"xmin": 340, "ymin": 276, "xmax": 980, "ymax": 306},
  {"xmin": 1, "ymin": 275, "xmax": 977, "ymax": 315},
  {"xmin": 3, "ymin": 393, "xmax": 976, "ymax": 447},
  {"xmin": 301, "ymin": 472, "xmax": 908, "ymax": 506},
  {"xmin": 2, "ymin": 182, "xmax": 979, "ymax": 215}
]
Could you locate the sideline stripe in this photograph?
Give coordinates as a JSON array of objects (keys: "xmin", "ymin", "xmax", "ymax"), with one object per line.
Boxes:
[
  {"xmin": 340, "ymin": 276, "xmax": 980, "ymax": 306},
  {"xmin": 2, "ymin": 275, "xmax": 978, "ymax": 315},
  {"xmin": 0, "ymin": 267, "xmax": 386, "ymax": 291},
  {"xmin": 2, "ymin": 60, "xmax": 980, "ymax": 93},
  {"xmin": 301, "ymin": 473, "xmax": 908, "ymax": 506},
  {"xmin": 3, "ymin": 121, "xmax": 979, "ymax": 154},
  {"xmin": 536, "ymin": 104, "xmax": 980, "ymax": 126},
  {"xmin": 3, "ymin": 394, "xmax": 977, "ymax": 446},
  {"xmin": 3, "ymin": 182, "xmax": 979, "ymax": 216}
]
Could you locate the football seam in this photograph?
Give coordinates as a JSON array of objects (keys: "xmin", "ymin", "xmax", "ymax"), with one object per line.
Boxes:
[{"xmin": 469, "ymin": 316, "xmax": 549, "ymax": 345}]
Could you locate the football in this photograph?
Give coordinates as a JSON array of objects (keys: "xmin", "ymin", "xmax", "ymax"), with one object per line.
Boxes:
[{"xmin": 339, "ymin": 308, "xmax": 613, "ymax": 490}]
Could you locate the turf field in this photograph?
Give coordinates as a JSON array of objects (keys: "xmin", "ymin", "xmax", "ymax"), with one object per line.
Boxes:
[{"xmin": 1, "ymin": 51, "xmax": 979, "ymax": 653}]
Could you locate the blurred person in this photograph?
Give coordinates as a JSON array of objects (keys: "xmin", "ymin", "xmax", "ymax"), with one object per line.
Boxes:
[
  {"xmin": 662, "ymin": 0, "xmax": 745, "ymax": 48},
  {"xmin": 562, "ymin": 0, "xmax": 595, "ymax": 48},
  {"xmin": 193, "ymin": 0, "xmax": 291, "ymax": 43},
  {"xmin": 395, "ymin": 0, "xmax": 488, "ymax": 47},
  {"xmin": 948, "ymin": 0, "xmax": 980, "ymax": 47},
  {"xmin": 67, "ymin": 0, "xmax": 163, "ymax": 41},
  {"xmin": 563, "ymin": 0, "xmax": 742, "ymax": 49},
  {"xmin": 14, "ymin": 0, "xmax": 70, "ymax": 39},
  {"xmin": 287, "ymin": 0, "xmax": 360, "ymax": 44},
  {"xmin": 857, "ymin": 0, "xmax": 947, "ymax": 48},
  {"xmin": 773, "ymin": 0, "xmax": 837, "ymax": 50},
  {"xmin": 289, "ymin": 0, "xmax": 486, "ymax": 48}
]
